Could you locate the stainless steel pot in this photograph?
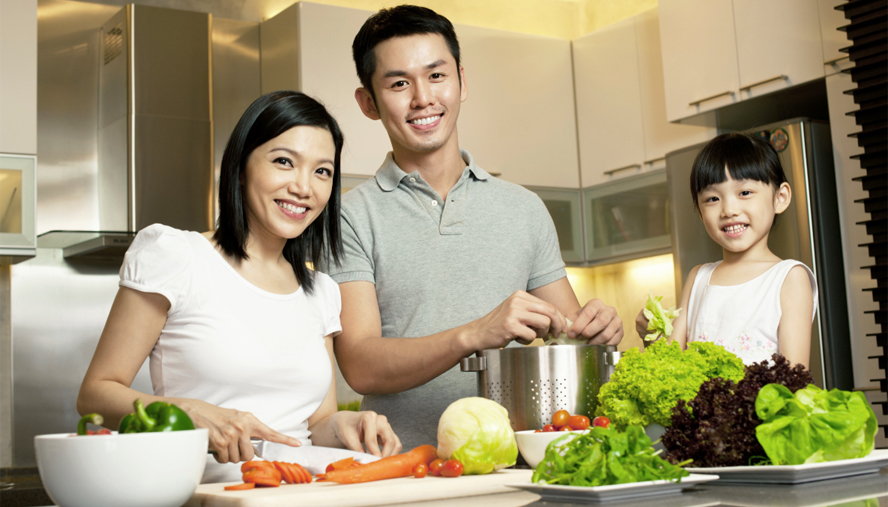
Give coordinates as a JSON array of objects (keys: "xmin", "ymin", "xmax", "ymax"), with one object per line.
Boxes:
[{"xmin": 460, "ymin": 344, "xmax": 620, "ymax": 431}]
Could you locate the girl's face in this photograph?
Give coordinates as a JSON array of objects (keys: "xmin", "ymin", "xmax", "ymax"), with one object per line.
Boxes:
[
  {"xmin": 242, "ymin": 126, "xmax": 336, "ymax": 243},
  {"xmin": 696, "ymin": 173, "xmax": 791, "ymax": 255}
]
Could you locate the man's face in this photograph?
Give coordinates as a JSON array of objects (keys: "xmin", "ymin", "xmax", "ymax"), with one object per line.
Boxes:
[{"xmin": 356, "ymin": 33, "xmax": 467, "ymax": 157}]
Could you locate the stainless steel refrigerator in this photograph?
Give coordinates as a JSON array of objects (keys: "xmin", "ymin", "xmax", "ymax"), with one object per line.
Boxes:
[{"xmin": 665, "ymin": 118, "xmax": 852, "ymax": 390}]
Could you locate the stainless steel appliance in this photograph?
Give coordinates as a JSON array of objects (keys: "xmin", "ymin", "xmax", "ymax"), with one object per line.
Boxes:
[
  {"xmin": 460, "ymin": 344, "xmax": 620, "ymax": 431},
  {"xmin": 666, "ymin": 118, "xmax": 852, "ymax": 390},
  {"xmin": 36, "ymin": 3, "xmax": 213, "ymax": 258}
]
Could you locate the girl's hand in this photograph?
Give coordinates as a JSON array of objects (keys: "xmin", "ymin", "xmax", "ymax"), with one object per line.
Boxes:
[
  {"xmin": 328, "ymin": 410, "xmax": 402, "ymax": 457},
  {"xmin": 635, "ymin": 308, "xmax": 651, "ymax": 342},
  {"xmin": 174, "ymin": 398, "xmax": 301, "ymax": 464}
]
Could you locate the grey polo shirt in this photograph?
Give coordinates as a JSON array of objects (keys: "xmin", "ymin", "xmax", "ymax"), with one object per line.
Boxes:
[{"xmin": 326, "ymin": 149, "xmax": 566, "ymax": 449}]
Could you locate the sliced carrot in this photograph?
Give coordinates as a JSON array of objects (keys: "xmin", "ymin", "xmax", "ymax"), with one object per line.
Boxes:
[
  {"xmin": 241, "ymin": 460, "xmax": 274, "ymax": 473},
  {"xmin": 325, "ymin": 457, "xmax": 355, "ymax": 472},
  {"xmin": 224, "ymin": 483, "xmax": 256, "ymax": 491},
  {"xmin": 243, "ymin": 467, "xmax": 282, "ymax": 487},
  {"xmin": 323, "ymin": 445, "xmax": 438, "ymax": 484}
]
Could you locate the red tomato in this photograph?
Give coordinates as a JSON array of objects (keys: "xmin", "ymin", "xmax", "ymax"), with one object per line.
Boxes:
[
  {"xmin": 592, "ymin": 416, "xmax": 611, "ymax": 429},
  {"xmin": 412, "ymin": 463, "xmax": 429, "ymax": 478},
  {"xmin": 429, "ymin": 459, "xmax": 445, "ymax": 477},
  {"xmin": 541, "ymin": 424, "xmax": 556, "ymax": 432},
  {"xmin": 559, "ymin": 425, "xmax": 574, "ymax": 431},
  {"xmin": 569, "ymin": 415, "xmax": 591, "ymax": 430},
  {"xmin": 440, "ymin": 459, "xmax": 464, "ymax": 478},
  {"xmin": 551, "ymin": 410, "xmax": 570, "ymax": 428}
]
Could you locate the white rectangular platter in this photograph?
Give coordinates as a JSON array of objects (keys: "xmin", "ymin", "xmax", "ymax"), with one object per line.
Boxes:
[
  {"xmin": 506, "ymin": 473, "xmax": 718, "ymax": 503},
  {"xmin": 685, "ymin": 449, "xmax": 888, "ymax": 484}
]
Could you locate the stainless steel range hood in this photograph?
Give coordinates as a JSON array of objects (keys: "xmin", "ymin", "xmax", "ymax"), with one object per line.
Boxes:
[{"xmin": 37, "ymin": 3, "xmax": 213, "ymax": 259}]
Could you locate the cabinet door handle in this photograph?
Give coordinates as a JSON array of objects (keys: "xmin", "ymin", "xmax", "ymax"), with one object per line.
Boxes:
[
  {"xmin": 824, "ymin": 55, "xmax": 848, "ymax": 65},
  {"xmin": 689, "ymin": 90, "xmax": 735, "ymax": 106},
  {"xmin": 644, "ymin": 156, "xmax": 666, "ymax": 165},
  {"xmin": 739, "ymin": 74, "xmax": 788, "ymax": 91},
  {"xmin": 603, "ymin": 163, "xmax": 641, "ymax": 175}
]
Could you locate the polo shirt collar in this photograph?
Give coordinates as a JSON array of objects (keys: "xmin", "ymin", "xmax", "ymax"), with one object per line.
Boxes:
[{"xmin": 375, "ymin": 150, "xmax": 492, "ymax": 192}]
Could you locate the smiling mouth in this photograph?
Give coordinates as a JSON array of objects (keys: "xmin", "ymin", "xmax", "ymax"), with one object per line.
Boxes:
[
  {"xmin": 408, "ymin": 114, "xmax": 442, "ymax": 125},
  {"xmin": 276, "ymin": 200, "xmax": 307, "ymax": 214},
  {"xmin": 723, "ymin": 224, "xmax": 748, "ymax": 234}
]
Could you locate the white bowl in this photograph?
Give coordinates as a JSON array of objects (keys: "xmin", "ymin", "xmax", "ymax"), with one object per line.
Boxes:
[
  {"xmin": 35, "ymin": 428, "xmax": 208, "ymax": 507},
  {"xmin": 515, "ymin": 429, "xmax": 585, "ymax": 469}
]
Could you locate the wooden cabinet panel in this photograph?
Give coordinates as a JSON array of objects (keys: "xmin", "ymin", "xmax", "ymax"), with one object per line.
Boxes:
[
  {"xmin": 659, "ymin": 0, "xmax": 739, "ymax": 122},
  {"xmin": 573, "ymin": 17, "xmax": 645, "ymax": 187},
  {"xmin": 734, "ymin": 0, "xmax": 824, "ymax": 99},
  {"xmin": 818, "ymin": 0, "xmax": 853, "ymax": 75}
]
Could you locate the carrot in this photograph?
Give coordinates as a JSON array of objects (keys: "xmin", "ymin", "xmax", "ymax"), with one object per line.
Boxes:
[
  {"xmin": 224, "ymin": 482, "xmax": 256, "ymax": 491},
  {"xmin": 273, "ymin": 461, "xmax": 312, "ymax": 484},
  {"xmin": 326, "ymin": 457, "xmax": 355, "ymax": 472},
  {"xmin": 241, "ymin": 460, "xmax": 274, "ymax": 473},
  {"xmin": 323, "ymin": 445, "xmax": 439, "ymax": 484},
  {"xmin": 243, "ymin": 466, "xmax": 282, "ymax": 487}
]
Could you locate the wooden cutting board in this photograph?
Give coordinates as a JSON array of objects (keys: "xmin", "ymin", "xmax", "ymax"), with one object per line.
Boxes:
[{"xmin": 185, "ymin": 469, "xmax": 535, "ymax": 507}]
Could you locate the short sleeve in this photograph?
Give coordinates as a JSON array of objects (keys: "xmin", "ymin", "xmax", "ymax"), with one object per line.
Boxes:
[
  {"xmin": 119, "ymin": 224, "xmax": 193, "ymax": 314},
  {"xmin": 527, "ymin": 195, "xmax": 567, "ymax": 290},
  {"xmin": 323, "ymin": 206, "xmax": 375, "ymax": 284},
  {"xmin": 312, "ymin": 272, "xmax": 342, "ymax": 337}
]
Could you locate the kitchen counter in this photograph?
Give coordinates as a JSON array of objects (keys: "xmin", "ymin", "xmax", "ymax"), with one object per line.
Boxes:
[{"xmin": 12, "ymin": 466, "xmax": 888, "ymax": 506}]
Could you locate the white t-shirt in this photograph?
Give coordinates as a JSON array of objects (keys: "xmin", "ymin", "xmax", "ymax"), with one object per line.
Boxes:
[
  {"xmin": 119, "ymin": 224, "xmax": 342, "ymax": 482},
  {"xmin": 686, "ymin": 259, "xmax": 817, "ymax": 365}
]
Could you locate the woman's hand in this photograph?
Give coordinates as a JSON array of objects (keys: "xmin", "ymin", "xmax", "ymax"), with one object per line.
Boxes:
[
  {"xmin": 328, "ymin": 410, "xmax": 402, "ymax": 457},
  {"xmin": 174, "ymin": 398, "xmax": 301, "ymax": 464}
]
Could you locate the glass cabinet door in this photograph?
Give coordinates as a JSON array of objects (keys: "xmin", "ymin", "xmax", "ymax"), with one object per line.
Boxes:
[
  {"xmin": 583, "ymin": 170, "xmax": 671, "ymax": 263},
  {"xmin": 0, "ymin": 154, "xmax": 36, "ymax": 254},
  {"xmin": 526, "ymin": 187, "xmax": 584, "ymax": 263}
]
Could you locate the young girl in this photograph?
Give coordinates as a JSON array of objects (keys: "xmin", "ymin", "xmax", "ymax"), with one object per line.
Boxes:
[{"xmin": 642, "ymin": 132, "xmax": 817, "ymax": 367}]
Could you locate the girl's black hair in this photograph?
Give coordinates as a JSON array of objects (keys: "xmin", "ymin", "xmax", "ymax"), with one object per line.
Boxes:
[
  {"xmin": 214, "ymin": 90, "xmax": 343, "ymax": 294},
  {"xmin": 690, "ymin": 132, "xmax": 788, "ymax": 213}
]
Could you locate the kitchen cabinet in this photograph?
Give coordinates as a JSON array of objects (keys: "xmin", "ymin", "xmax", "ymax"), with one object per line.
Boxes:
[
  {"xmin": 263, "ymin": 2, "xmax": 579, "ymax": 188},
  {"xmin": 659, "ymin": 0, "xmax": 825, "ymax": 123},
  {"xmin": 0, "ymin": 154, "xmax": 36, "ymax": 264},
  {"xmin": 574, "ymin": 8, "xmax": 713, "ymax": 188},
  {"xmin": 525, "ymin": 187, "xmax": 584, "ymax": 263},
  {"xmin": 583, "ymin": 170, "xmax": 671, "ymax": 264}
]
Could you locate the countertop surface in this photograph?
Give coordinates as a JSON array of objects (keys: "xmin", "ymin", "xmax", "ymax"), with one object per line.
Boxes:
[{"xmin": 8, "ymin": 466, "xmax": 887, "ymax": 507}]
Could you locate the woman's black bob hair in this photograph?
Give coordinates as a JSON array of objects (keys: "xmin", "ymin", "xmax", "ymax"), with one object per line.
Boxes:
[
  {"xmin": 690, "ymin": 132, "xmax": 788, "ymax": 213},
  {"xmin": 213, "ymin": 90, "xmax": 343, "ymax": 294}
]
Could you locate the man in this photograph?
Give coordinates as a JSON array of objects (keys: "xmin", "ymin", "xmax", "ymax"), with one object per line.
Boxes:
[{"xmin": 325, "ymin": 5, "xmax": 623, "ymax": 449}]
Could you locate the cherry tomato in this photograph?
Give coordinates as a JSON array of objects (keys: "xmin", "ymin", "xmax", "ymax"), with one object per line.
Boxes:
[
  {"xmin": 592, "ymin": 416, "xmax": 611, "ymax": 429},
  {"xmin": 429, "ymin": 459, "xmax": 446, "ymax": 477},
  {"xmin": 412, "ymin": 463, "xmax": 429, "ymax": 478},
  {"xmin": 440, "ymin": 459, "xmax": 464, "ymax": 478},
  {"xmin": 541, "ymin": 424, "xmax": 556, "ymax": 432},
  {"xmin": 551, "ymin": 410, "xmax": 570, "ymax": 428},
  {"xmin": 559, "ymin": 425, "xmax": 574, "ymax": 431},
  {"xmin": 569, "ymin": 415, "xmax": 590, "ymax": 430}
]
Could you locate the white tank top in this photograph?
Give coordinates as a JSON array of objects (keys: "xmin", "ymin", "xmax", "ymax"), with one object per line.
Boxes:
[{"xmin": 686, "ymin": 259, "xmax": 818, "ymax": 365}]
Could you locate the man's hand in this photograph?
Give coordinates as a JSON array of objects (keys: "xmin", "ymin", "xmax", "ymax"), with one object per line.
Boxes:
[
  {"xmin": 567, "ymin": 299, "xmax": 623, "ymax": 345},
  {"xmin": 465, "ymin": 290, "xmax": 567, "ymax": 349}
]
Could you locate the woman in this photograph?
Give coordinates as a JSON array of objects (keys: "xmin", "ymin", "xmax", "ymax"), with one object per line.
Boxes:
[{"xmin": 77, "ymin": 91, "xmax": 401, "ymax": 482}]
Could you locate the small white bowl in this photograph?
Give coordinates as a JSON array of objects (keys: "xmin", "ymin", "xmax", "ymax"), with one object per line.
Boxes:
[
  {"xmin": 515, "ymin": 429, "xmax": 585, "ymax": 469},
  {"xmin": 35, "ymin": 428, "xmax": 208, "ymax": 507}
]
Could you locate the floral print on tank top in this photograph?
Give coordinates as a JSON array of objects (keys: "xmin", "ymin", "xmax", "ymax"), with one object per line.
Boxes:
[{"xmin": 688, "ymin": 330, "xmax": 777, "ymax": 363}]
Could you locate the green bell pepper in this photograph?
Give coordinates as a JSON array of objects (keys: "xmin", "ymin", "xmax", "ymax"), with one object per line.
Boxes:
[{"xmin": 118, "ymin": 399, "xmax": 195, "ymax": 433}]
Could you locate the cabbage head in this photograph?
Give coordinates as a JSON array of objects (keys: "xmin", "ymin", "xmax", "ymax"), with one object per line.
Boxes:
[{"xmin": 437, "ymin": 397, "xmax": 518, "ymax": 475}]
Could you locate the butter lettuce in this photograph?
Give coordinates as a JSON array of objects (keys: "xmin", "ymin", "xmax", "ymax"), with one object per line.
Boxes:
[
  {"xmin": 596, "ymin": 340, "xmax": 745, "ymax": 429},
  {"xmin": 755, "ymin": 384, "xmax": 877, "ymax": 465},
  {"xmin": 437, "ymin": 397, "xmax": 518, "ymax": 475},
  {"xmin": 643, "ymin": 292, "xmax": 681, "ymax": 342}
]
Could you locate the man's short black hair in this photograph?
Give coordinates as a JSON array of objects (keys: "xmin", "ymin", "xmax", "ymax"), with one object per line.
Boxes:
[
  {"xmin": 352, "ymin": 5, "xmax": 461, "ymax": 99},
  {"xmin": 214, "ymin": 90, "xmax": 343, "ymax": 294}
]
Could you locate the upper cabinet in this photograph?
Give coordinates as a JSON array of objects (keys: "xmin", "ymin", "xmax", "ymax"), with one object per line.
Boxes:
[
  {"xmin": 574, "ymin": 8, "xmax": 714, "ymax": 188},
  {"xmin": 819, "ymin": 0, "xmax": 853, "ymax": 75},
  {"xmin": 265, "ymin": 2, "xmax": 579, "ymax": 188},
  {"xmin": 659, "ymin": 0, "xmax": 825, "ymax": 123}
]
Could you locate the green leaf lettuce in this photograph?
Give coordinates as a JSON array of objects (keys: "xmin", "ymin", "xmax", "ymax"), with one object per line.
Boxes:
[
  {"xmin": 643, "ymin": 292, "xmax": 681, "ymax": 342},
  {"xmin": 755, "ymin": 383, "xmax": 877, "ymax": 465}
]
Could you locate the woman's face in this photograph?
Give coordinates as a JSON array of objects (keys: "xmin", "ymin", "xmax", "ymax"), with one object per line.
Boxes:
[{"xmin": 242, "ymin": 125, "xmax": 336, "ymax": 243}]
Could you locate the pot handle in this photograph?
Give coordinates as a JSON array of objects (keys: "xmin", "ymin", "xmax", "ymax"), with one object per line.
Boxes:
[{"xmin": 459, "ymin": 356, "xmax": 487, "ymax": 372}]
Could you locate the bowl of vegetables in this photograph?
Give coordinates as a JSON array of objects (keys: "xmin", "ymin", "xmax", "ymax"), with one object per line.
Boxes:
[
  {"xmin": 515, "ymin": 410, "xmax": 609, "ymax": 468},
  {"xmin": 34, "ymin": 400, "xmax": 207, "ymax": 507}
]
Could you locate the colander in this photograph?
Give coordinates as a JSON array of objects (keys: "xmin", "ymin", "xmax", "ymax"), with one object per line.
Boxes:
[{"xmin": 460, "ymin": 344, "xmax": 620, "ymax": 431}]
